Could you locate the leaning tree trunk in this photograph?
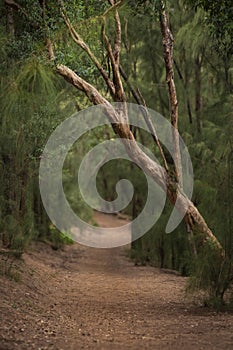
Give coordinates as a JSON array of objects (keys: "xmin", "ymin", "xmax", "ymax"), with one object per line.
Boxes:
[
  {"xmin": 56, "ymin": 64, "xmax": 224, "ymax": 256},
  {"xmin": 55, "ymin": 0, "xmax": 224, "ymax": 258},
  {"xmin": 159, "ymin": 4, "xmax": 223, "ymax": 255},
  {"xmin": 4, "ymin": 0, "xmax": 225, "ymax": 261}
]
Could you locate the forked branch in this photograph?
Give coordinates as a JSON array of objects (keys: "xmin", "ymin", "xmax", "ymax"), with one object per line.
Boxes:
[
  {"xmin": 102, "ymin": 0, "xmax": 126, "ymax": 103},
  {"xmin": 57, "ymin": 0, "xmax": 116, "ymax": 97}
]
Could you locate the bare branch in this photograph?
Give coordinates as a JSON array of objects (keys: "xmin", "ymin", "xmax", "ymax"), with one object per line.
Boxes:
[
  {"xmin": 101, "ymin": 2, "xmax": 126, "ymax": 104},
  {"xmin": 123, "ymin": 18, "xmax": 130, "ymax": 52},
  {"xmin": 46, "ymin": 38, "xmax": 55, "ymax": 61},
  {"xmin": 57, "ymin": 64, "xmax": 110, "ymax": 106},
  {"xmin": 57, "ymin": 0, "xmax": 116, "ymax": 97},
  {"xmin": 119, "ymin": 65, "xmax": 169, "ymax": 171},
  {"xmin": 113, "ymin": 9, "xmax": 121, "ymax": 64},
  {"xmin": 137, "ymin": 88, "xmax": 169, "ymax": 172},
  {"xmin": 56, "ymin": 3, "xmax": 224, "ymax": 257},
  {"xmin": 174, "ymin": 59, "xmax": 193, "ymax": 124},
  {"xmin": 103, "ymin": 0, "xmax": 122, "ymax": 18},
  {"xmin": 4, "ymin": 0, "xmax": 21, "ymax": 10},
  {"xmin": 56, "ymin": 64, "xmax": 166, "ymax": 189},
  {"xmin": 160, "ymin": 3, "xmax": 182, "ymax": 184}
]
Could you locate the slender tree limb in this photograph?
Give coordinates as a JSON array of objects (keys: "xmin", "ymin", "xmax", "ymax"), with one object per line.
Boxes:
[
  {"xmin": 58, "ymin": 0, "xmax": 125, "ymax": 105},
  {"xmin": 123, "ymin": 18, "xmax": 130, "ymax": 52},
  {"xmin": 46, "ymin": 38, "xmax": 55, "ymax": 61},
  {"xmin": 174, "ymin": 58, "xmax": 193, "ymax": 124},
  {"xmin": 38, "ymin": 0, "xmax": 55, "ymax": 61},
  {"xmin": 55, "ymin": 1, "xmax": 225, "ymax": 257},
  {"xmin": 103, "ymin": 0, "xmax": 122, "ymax": 18},
  {"xmin": 56, "ymin": 64, "xmax": 166, "ymax": 187},
  {"xmin": 119, "ymin": 65, "xmax": 169, "ymax": 171},
  {"xmin": 4, "ymin": 0, "xmax": 21, "ymax": 10},
  {"xmin": 137, "ymin": 88, "xmax": 169, "ymax": 172},
  {"xmin": 57, "ymin": 64, "xmax": 110, "ymax": 106},
  {"xmin": 57, "ymin": 63, "xmax": 224, "ymax": 255},
  {"xmin": 158, "ymin": 2, "xmax": 225, "ymax": 256},
  {"xmin": 57, "ymin": 0, "xmax": 116, "ymax": 98},
  {"xmin": 101, "ymin": 20, "xmax": 117, "ymax": 78},
  {"xmin": 195, "ymin": 55, "xmax": 202, "ymax": 133},
  {"xmin": 101, "ymin": 4, "xmax": 126, "ymax": 104},
  {"xmin": 160, "ymin": 2, "xmax": 182, "ymax": 185},
  {"xmin": 160, "ymin": 5, "xmax": 178, "ymax": 127},
  {"xmin": 113, "ymin": 8, "xmax": 121, "ymax": 65}
]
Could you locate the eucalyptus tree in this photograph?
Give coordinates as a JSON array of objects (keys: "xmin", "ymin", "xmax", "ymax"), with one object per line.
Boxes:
[{"xmin": 57, "ymin": 1, "xmax": 225, "ymax": 256}]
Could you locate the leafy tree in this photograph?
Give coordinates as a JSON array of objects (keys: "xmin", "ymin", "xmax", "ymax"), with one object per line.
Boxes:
[
  {"xmin": 1, "ymin": 0, "xmax": 232, "ymax": 304},
  {"xmin": 0, "ymin": 1, "xmax": 93, "ymax": 251}
]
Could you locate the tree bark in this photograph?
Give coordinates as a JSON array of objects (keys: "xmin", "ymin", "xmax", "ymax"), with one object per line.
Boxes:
[
  {"xmin": 174, "ymin": 58, "xmax": 193, "ymax": 124},
  {"xmin": 195, "ymin": 55, "xmax": 202, "ymax": 133},
  {"xmin": 160, "ymin": 6, "xmax": 182, "ymax": 184},
  {"xmin": 55, "ymin": 2, "xmax": 224, "ymax": 257},
  {"xmin": 56, "ymin": 64, "xmax": 223, "ymax": 255},
  {"xmin": 5, "ymin": 3, "xmax": 15, "ymax": 37}
]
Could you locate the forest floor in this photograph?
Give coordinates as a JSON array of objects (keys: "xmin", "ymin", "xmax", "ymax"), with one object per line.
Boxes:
[{"xmin": 0, "ymin": 212, "xmax": 233, "ymax": 350}]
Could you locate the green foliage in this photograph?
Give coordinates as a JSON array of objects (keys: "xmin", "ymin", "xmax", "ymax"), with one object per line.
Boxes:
[
  {"xmin": 0, "ymin": 12, "xmax": 92, "ymax": 251},
  {"xmin": 130, "ymin": 242, "xmax": 149, "ymax": 266},
  {"xmin": 131, "ymin": 200, "xmax": 193, "ymax": 274},
  {"xmin": 175, "ymin": 8, "xmax": 209, "ymax": 57},
  {"xmin": 47, "ymin": 225, "xmax": 74, "ymax": 251},
  {"xmin": 0, "ymin": 251, "xmax": 22, "ymax": 282},
  {"xmin": 119, "ymin": 0, "xmax": 233, "ymax": 307},
  {"xmin": 186, "ymin": 0, "xmax": 233, "ymax": 58},
  {"xmin": 187, "ymin": 242, "xmax": 233, "ymax": 305},
  {"xmin": 1, "ymin": 0, "xmax": 232, "ymax": 308}
]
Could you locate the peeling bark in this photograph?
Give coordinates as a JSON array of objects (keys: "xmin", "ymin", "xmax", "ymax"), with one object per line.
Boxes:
[
  {"xmin": 56, "ymin": 63, "xmax": 224, "ymax": 255},
  {"xmin": 160, "ymin": 6, "xmax": 182, "ymax": 184},
  {"xmin": 55, "ymin": 2, "xmax": 224, "ymax": 257}
]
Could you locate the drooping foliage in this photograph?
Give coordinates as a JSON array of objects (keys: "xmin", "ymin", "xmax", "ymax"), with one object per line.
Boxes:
[
  {"xmin": 0, "ymin": 1, "xmax": 95, "ymax": 252},
  {"xmin": 0, "ymin": 0, "xmax": 232, "ymax": 305},
  {"xmin": 115, "ymin": 0, "xmax": 233, "ymax": 304}
]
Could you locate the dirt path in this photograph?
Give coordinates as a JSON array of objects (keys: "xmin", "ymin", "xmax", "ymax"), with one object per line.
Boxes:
[{"xmin": 0, "ymin": 213, "xmax": 233, "ymax": 349}]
